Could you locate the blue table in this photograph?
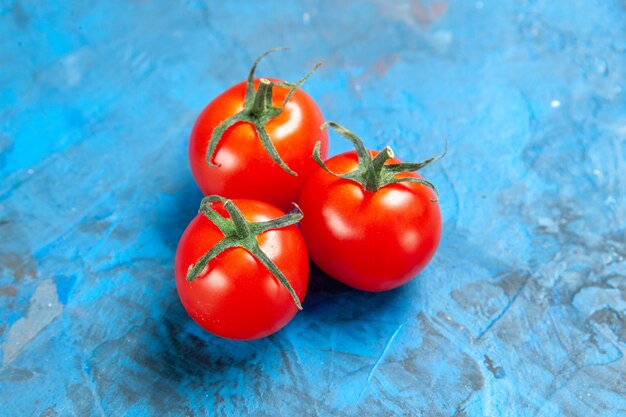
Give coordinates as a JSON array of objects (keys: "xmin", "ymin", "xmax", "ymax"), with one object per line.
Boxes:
[{"xmin": 1, "ymin": 1, "xmax": 625, "ymax": 416}]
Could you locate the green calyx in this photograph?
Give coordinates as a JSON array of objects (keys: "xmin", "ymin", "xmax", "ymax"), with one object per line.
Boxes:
[
  {"xmin": 186, "ymin": 195, "xmax": 304, "ymax": 310},
  {"xmin": 313, "ymin": 121, "xmax": 447, "ymax": 200},
  {"xmin": 206, "ymin": 47, "xmax": 321, "ymax": 176}
]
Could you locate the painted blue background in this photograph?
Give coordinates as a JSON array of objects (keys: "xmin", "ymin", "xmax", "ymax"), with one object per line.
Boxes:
[{"xmin": 1, "ymin": 1, "xmax": 625, "ymax": 416}]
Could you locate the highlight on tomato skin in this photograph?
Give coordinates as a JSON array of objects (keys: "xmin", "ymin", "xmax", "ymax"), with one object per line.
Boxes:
[
  {"xmin": 297, "ymin": 121, "xmax": 445, "ymax": 292},
  {"xmin": 174, "ymin": 197, "xmax": 309, "ymax": 340},
  {"xmin": 188, "ymin": 49, "xmax": 328, "ymax": 212}
]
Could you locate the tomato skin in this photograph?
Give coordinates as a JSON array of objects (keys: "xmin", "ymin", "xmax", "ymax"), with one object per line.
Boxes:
[
  {"xmin": 189, "ymin": 78, "xmax": 328, "ymax": 211},
  {"xmin": 174, "ymin": 199, "xmax": 309, "ymax": 340},
  {"xmin": 298, "ymin": 151, "xmax": 442, "ymax": 292}
]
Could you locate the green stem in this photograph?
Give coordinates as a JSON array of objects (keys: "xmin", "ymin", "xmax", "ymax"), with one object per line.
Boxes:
[
  {"xmin": 186, "ymin": 196, "xmax": 304, "ymax": 310},
  {"xmin": 198, "ymin": 196, "xmax": 235, "ymax": 235},
  {"xmin": 251, "ymin": 203, "xmax": 304, "ymax": 233},
  {"xmin": 372, "ymin": 146, "xmax": 394, "ymax": 174},
  {"xmin": 318, "ymin": 122, "xmax": 445, "ymax": 199},
  {"xmin": 223, "ymin": 200, "xmax": 251, "ymax": 238},
  {"xmin": 252, "ymin": 78, "xmax": 273, "ymax": 117},
  {"xmin": 244, "ymin": 47, "xmax": 289, "ymax": 107},
  {"xmin": 366, "ymin": 146, "xmax": 395, "ymax": 192}
]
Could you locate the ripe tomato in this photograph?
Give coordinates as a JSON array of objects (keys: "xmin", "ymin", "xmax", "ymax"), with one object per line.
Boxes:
[
  {"xmin": 175, "ymin": 196, "xmax": 308, "ymax": 340},
  {"xmin": 298, "ymin": 122, "xmax": 444, "ymax": 292},
  {"xmin": 189, "ymin": 49, "xmax": 328, "ymax": 211}
]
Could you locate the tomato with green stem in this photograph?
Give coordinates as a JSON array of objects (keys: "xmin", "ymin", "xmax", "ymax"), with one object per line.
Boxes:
[
  {"xmin": 189, "ymin": 48, "xmax": 328, "ymax": 211},
  {"xmin": 175, "ymin": 196, "xmax": 308, "ymax": 340},
  {"xmin": 298, "ymin": 122, "xmax": 445, "ymax": 292}
]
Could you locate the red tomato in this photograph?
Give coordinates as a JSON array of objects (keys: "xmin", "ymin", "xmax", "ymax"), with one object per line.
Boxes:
[
  {"xmin": 175, "ymin": 198, "xmax": 309, "ymax": 340},
  {"xmin": 189, "ymin": 52, "xmax": 328, "ymax": 211},
  {"xmin": 298, "ymin": 123, "xmax": 443, "ymax": 292}
]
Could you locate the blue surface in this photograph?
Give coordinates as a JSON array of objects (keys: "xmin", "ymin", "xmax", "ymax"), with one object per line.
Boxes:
[{"xmin": 1, "ymin": 1, "xmax": 625, "ymax": 416}]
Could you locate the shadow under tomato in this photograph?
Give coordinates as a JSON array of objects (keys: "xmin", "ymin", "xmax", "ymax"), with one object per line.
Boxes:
[
  {"xmin": 303, "ymin": 260, "xmax": 418, "ymax": 325},
  {"xmin": 146, "ymin": 255, "xmax": 419, "ymax": 395},
  {"xmin": 153, "ymin": 296, "xmax": 281, "ymax": 383}
]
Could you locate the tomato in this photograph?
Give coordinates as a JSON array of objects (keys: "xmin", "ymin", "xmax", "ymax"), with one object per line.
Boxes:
[
  {"xmin": 189, "ymin": 49, "xmax": 328, "ymax": 211},
  {"xmin": 298, "ymin": 122, "xmax": 444, "ymax": 292},
  {"xmin": 175, "ymin": 196, "xmax": 308, "ymax": 340}
]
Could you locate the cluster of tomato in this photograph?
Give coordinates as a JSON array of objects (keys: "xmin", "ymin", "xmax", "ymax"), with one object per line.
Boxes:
[{"xmin": 175, "ymin": 49, "xmax": 445, "ymax": 340}]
